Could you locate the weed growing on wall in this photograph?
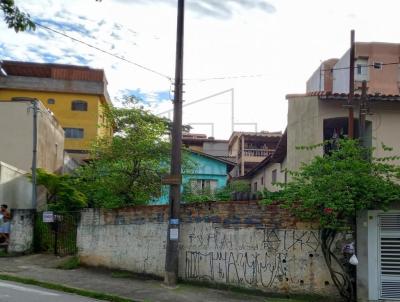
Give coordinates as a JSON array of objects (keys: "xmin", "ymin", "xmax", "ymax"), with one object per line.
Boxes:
[{"xmin": 264, "ymin": 139, "xmax": 400, "ymax": 301}]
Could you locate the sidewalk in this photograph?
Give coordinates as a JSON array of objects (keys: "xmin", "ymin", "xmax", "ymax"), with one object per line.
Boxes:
[{"xmin": 0, "ymin": 254, "xmax": 297, "ymax": 302}]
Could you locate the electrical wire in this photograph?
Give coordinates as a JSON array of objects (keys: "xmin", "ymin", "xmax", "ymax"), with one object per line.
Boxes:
[
  {"xmin": 321, "ymin": 61, "xmax": 399, "ymax": 72},
  {"xmin": 33, "ymin": 21, "xmax": 173, "ymax": 81}
]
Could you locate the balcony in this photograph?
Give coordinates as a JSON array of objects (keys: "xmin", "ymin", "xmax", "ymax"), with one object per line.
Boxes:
[{"xmin": 243, "ymin": 149, "xmax": 272, "ymax": 157}]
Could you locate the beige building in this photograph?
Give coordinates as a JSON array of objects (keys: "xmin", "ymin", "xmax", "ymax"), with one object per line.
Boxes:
[
  {"xmin": 0, "ymin": 161, "xmax": 32, "ymax": 209},
  {"xmin": 228, "ymin": 131, "xmax": 282, "ymax": 177},
  {"xmin": 286, "ymin": 92, "xmax": 400, "ymax": 172},
  {"xmin": 0, "ymin": 100, "xmax": 64, "ymax": 173},
  {"xmin": 244, "ymin": 131, "xmax": 287, "ymax": 195},
  {"xmin": 307, "ymin": 42, "xmax": 400, "ymax": 95}
]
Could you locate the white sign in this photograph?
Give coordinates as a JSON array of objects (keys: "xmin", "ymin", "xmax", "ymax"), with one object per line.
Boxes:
[
  {"xmin": 170, "ymin": 228, "xmax": 179, "ymax": 240},
  {"xmin": 42, "ymin": 211, "xmax": 54, "ymax": 223}
]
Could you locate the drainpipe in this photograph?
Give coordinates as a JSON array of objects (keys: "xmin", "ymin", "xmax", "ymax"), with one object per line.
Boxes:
[{"xmin": 31, "ymin": 99, "xmax": 38, "ymax": 209}]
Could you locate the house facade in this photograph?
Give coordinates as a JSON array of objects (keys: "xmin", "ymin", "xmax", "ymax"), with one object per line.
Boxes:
[
  {"xmin": 286, "ymin": 92, "xmax": 400, "ymax": 172},
  {"xmin": 307, "ymin": 42, "xmax": 400, "ymax": 95},
  {"xmin": 0, "ymin": 60, "xmax": 113, "ymax": 161},
  {"xmin": 151, "ymin": 150, "xmax": 234, "ymax": 205},
  {"xmin": 182, "ymin": 132, "xmax": 232, "ymax": 161},
  {"xmin": 228, "ymin": 131, "xmax": 281, "ymax": 177},
  {"xmin": 245, "ymin": 131, "xmax": 287, "ymax": 195},
  {"xmin": 0, "ymin": 100, "xmax": 64, "ymax": 173}
]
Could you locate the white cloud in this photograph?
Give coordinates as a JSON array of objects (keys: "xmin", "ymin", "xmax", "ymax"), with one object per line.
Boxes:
[{"xmin": 2, "ymin": 0, "xmax": 400, "ymax": 138}]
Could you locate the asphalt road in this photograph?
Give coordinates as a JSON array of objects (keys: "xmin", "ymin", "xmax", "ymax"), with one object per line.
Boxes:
[{"xmin": 0, "ymin": 280, "xmax": 101, "ymax": 302}]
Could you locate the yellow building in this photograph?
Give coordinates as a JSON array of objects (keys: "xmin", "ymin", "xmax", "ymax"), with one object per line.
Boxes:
[{"xmin": 0, "ymin": 61, "xmax": 113, "ymax": 160}]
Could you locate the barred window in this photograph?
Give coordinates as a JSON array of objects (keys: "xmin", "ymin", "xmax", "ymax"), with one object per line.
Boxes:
[
  {"xmin": 190, "ymin": 179, "xmax": 218, "ymax": 193},
  {"xmin": 64, "ymin": 128, "xmax": 84, "ymax": 139},
  {"xmin": 71, "ymin": 100, "xmax": 88, "ymax": 111}
]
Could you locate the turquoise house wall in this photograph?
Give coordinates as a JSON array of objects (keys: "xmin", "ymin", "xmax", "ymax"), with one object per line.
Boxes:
[{"xmin": 151, "ymin": 152, "xmax": 230, "ymax": 205}]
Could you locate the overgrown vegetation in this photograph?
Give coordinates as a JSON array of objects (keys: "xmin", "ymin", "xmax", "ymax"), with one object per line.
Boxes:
[
  {"xmin": 182, "ymin": 180, "xmax": 250, "ymax": 203},
  {"xmin": 264, "ymin": 139, "xmax": 400, "ymax": 301},
  {"xmin": 57, "ymin": 256, "xmax": 80, "ymax": 270},
  {"xmin": 34, "ymin": 168, "xmax": 87, "ymax": 212}
]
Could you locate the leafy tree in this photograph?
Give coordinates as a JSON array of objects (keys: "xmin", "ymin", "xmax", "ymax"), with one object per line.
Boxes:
[
  {"xmin": 73, "ymin": 98, "xmax": 193, "ymax": 208},
  {"xmin": 0, "ymin": 0, "xmax": 35, "ymax": 32},
  {"xmin": 34, "ymin": 168, "xmax": 87, "ymax": 212},
  {"xmin": 265, "ymin": 139, "xmax": 400, "ymax": 301}
]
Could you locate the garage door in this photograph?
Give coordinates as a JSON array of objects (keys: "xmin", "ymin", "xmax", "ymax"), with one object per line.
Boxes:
[{"xmin": 379, "ymin": 214, "xmax": 400, "ymax": 300}]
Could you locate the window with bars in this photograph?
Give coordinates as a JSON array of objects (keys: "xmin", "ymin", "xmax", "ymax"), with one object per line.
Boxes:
[
  {"xmin": 64, "ymin": 128, "xmax": 84, "ymax": 139},
  {"xmin": 71, "ymin": 100, "xmax": 88, "ymax": 111},
  {"xmin": 190, "ymin": 179, "xmax": 218, "ymax": 193},
  {"xmin": 272, "ymin": 169, "xmax": 277, "ymax": 183}
]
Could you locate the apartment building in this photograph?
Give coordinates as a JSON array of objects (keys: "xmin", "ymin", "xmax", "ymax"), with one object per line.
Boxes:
[
  {"xmin": 0, "ymin": 60, "xmax": 113, "ymax": 161},
  {"xmin": 307, "ymin": 42, "xmax": 400, "ymax": 95}
]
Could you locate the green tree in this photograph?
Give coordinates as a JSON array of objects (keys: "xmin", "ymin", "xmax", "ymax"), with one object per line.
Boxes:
[
  {"xmin": 266, "ymin": 139, "xmax": 400, "ymax": 301},
  {"xmin": 73, "ymin": 98, "xmax": 179, "ymax": 208},
  {"xmin": 0, "ymin": 0, "xmax": 35, "ymax": 32},
  {"xmin": 34, "ymin": 168, "xmax": 87, "ymax": 212}
]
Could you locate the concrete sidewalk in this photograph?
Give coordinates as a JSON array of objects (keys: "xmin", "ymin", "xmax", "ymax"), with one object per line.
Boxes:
[{"xmin": 0, "ymin": 254, "xmax": 289, "ymax": 302}]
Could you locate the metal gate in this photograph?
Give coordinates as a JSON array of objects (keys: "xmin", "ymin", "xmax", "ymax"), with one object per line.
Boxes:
[
  {"xmin": 379, "ymin": 213, "xmax": 400, "ymax": 300},
  {"xmin": 34, "ymin": 212, "xmax": 79, "ymax": 256}
]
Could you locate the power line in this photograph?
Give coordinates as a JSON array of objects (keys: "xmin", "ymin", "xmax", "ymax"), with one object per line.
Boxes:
[
  {"xmin": 321, "ymin": 61, "xmax": 399, "ymax": 72},
  {"xmin": 33, "ymin": 21, "xmax": 172, "ymax": 81},
  {"xmin": 185, "ymin": 73, "xmax": 267, "ymax": 82}
]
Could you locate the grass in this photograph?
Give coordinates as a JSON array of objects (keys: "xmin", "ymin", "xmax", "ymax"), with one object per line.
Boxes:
[
  {"xmin": 0, "ymin": 274, "xmax": 137, "ymax": 302},
  {"xmin": 56, "ymin": 256, "xmax": 80, "ymax": 270},
  {"xmin": 178, "ymin": 280, "xmax": 335, "ymax": 302}
]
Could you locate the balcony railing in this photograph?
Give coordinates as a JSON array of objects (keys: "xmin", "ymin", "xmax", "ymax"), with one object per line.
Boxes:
[{"xmin": 243, "ymin": 149, "xmax": 272, "ymax": 157}]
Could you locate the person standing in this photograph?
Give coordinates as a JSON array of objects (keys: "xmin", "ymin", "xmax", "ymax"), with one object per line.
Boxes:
[{"xmin": 0, "ymin": 204, "xmax": 11, "ymax": 244}]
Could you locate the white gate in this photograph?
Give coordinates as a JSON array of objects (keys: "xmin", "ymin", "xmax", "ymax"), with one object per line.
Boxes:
[{"xmin": 379, "ymin": 214, "xmax": 400, "ymax": 300}]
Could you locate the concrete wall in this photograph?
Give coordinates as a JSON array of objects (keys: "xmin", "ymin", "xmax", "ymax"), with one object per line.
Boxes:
[
  {"xmin": 287, "ymin": 95, "xmax": 323, "ymax": 172},
  {"xmin": 0, "ymin": 90, "xmax": 101, "ymax": 155},
  {"xmin": 203, "ymin": 141, "xmax": 229, "ymax": 157},
  {"xmin": 0, "ymin": 101, "xmax": 64, "ymax": 172},
  {"xmin": 332, "ymin": 49, "xmax": 351, "ymax": 94},
  {"xmin": 251, "ymin": 162, "xmax": 285, "ymax": 193},
  {"xmin": 333, "ymin": 43, "xmax": 400, "ymax": 95},
  {"xmin": 8, "ymin": 209, "xmax": 35, "ymax": 254},
  {"xmin": 0, "ymin": 162, "xmax": 32, "ymax": 209},
  {"xmin": 78, "ymin": 202, "xmax": 342, "ymax": 297},
  {"xmin": 287, "ymin": 95, "xmax": 400, "ymax": 171}
]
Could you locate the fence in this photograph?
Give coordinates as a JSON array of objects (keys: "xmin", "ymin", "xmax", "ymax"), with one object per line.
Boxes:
[{"xmin": 34, "ymin": 211, "xmax": 79, "ymax": 256}]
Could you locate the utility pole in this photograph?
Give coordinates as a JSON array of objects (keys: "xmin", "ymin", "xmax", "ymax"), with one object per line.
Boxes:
[
  {"xmin": 164, "ymin": 0, "xmax": 185, "ymax": 287},
  {"xmin": 348, "ymin": 30, "xmax": 355, "ymax": 139},
  {"xmin": 359, "ymin": 80, "xmax": 368, "ymax": 147},
  {"xmin": 31, "ymin": 99, "xmax": 39, "ymax": 209}
]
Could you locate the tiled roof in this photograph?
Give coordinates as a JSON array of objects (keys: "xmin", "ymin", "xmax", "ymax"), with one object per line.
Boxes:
[{"xmin": 287, "ymin": 91, "xmax": 400, "ymax": 101}]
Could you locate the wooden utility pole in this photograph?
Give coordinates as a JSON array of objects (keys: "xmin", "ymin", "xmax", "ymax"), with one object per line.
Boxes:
[
  {"xmin": 359, "ymin": 80, "xmax": 368, "ymax": 146},
  {"xmin": 348, "ymin": 30, "xmax": 355, "ymax": 139},
  {"xmin": 164, "ymin": 0, "xmax": 185, "ymax": 287}
]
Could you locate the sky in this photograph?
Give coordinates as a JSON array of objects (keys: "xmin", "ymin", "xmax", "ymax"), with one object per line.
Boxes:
[{"xmin": 1, "ymin": 0, "xmax": 400, "ymax": 139}]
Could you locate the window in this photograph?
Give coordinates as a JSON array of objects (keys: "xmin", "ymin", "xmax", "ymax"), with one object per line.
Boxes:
[
  {"xmin": 373, "ymin": 62, "xmax": 383, "ymax": 69},
  {"xmin": 253, "ymin": 182, "xmax": 258, "ymax": 192},
  {"xmin": 190, "ymin": 179, "xmax": 217, "ymax": 193},
  {"xmin": 261, "ymin": 176, "xmax": 264, "ymax": 185},
  {"xmin": 272, "ymin": 169, "xmax": 277, "ymax": 183},
  {"xmin": 64, "ymin": 128, "xmax": 84, "ymax": 139},
  {"xmin": 47, "ymin": 98, "xmax": 55, "ymax": 104},
  {"xmin": 71, "ymin": 100, "xmax": 88, "ymax": 111},
  {"xmin": 355, "ymin": 58, "xmax": 369, "ymax": 81}
]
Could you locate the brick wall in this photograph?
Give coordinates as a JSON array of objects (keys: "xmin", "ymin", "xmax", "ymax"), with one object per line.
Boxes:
[{"xmin": 77, "ymin": 201, "xmax": 340, "ymax": 297}]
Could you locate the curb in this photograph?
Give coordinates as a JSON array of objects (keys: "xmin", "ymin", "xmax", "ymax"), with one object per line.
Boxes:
[{"xmin": 0, "ymin": 273, "xmax": 138, "ymax": 302}]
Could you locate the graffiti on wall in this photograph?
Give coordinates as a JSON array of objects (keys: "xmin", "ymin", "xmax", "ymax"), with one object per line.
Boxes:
[{"xmin": 183, "ymin": 224, "xmax": 321, "ymax": 288}]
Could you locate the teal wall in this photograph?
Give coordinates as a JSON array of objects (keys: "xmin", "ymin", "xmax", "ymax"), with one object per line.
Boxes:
[{"xmin": 151, "ymin": 152, "xmax": 229, "ymax": 205}]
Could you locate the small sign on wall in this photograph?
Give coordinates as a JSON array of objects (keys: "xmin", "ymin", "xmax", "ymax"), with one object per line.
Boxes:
[
  {"xmin": 170, "ymin": 228, "xmax": 179, "ymax": 240},
  {"xmin": 42, "ymin": 211, "xmax": 54, "ymax": 223}
]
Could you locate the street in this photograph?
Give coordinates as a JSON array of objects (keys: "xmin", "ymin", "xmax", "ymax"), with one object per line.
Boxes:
[{"xmin": 0, "ymin": 280, "xmax": 100, "ymax": 302}]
